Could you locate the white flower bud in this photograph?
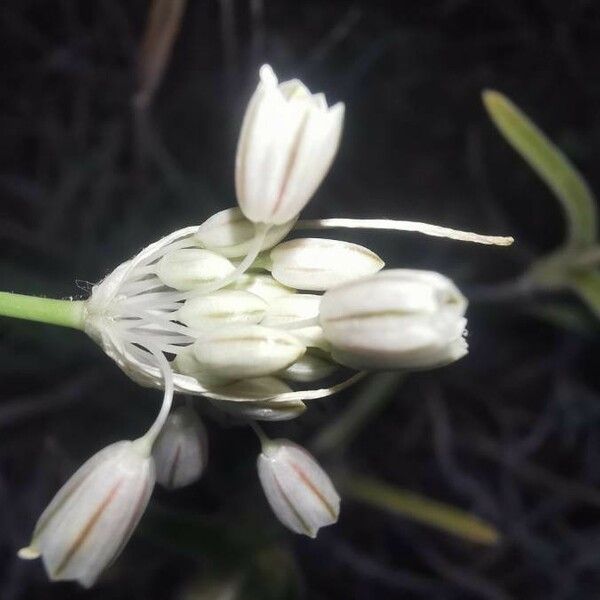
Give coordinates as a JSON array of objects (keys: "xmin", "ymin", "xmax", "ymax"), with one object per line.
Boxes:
[
  {"xmin": 192, "ymin": 324, "xmax": 305, "ymax": 379},
  {"xmin": 259, "ymin": 293, "xmax": 331, "ymax": 352},
  {"xmin": 156, "ymin": 248, "xmax": 235, "ymax": 291},
  {"xmin": 319, "ymin": 269, "xmax": 468, "ymax": 370},
  {"xmin": 227, "ymin": 273, "xmax": 295, "ymax": 302},
  {"xmin": 153, "ymin": 406, "xmax": 208, "ymax": 489},
  {"xmin": 281, "ymin": 353, "xmax": 337, "ymax": 382},
  {"xmin": 195, "ymin": 207, "xmax": 295, "ymax": 258},
  {"xmin": 270, "ymin": 238, "xmax": 384, "ymax": 291},
  {"xmin": 257, "ymin": 440, "xmax": 340, "ymax": 538},
  {"xmin": 236, "ymin": 65, "xmax": 344, "ymax": 225},
  {"xmin": 210, "ymin": 377, "xmax": 305, "ymax": 421},
  {"xmin": 172, "ymin": 346, "xmax": 231, "ymax": 387},
  {"xmin": 18, "ymin": 441, "xmax": 155, "ymax": 588},
  {"xmin": 176, "ymin": 290, "xmax": 267, "ymax": 330},
  {"xmin": 260, "ymin": 293, "xmax": 321, "ymax": 326}
]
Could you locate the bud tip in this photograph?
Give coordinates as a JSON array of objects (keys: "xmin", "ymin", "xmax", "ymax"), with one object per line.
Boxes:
[{"xmin": 18, "ymin": 546, "xmax": 40, "ymax": 560}]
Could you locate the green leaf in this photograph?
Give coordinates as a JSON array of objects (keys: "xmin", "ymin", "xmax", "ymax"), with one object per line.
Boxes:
[
  {"xmin": 344, "ymin": 475, "xmax": 500, "ymax": 545},
  {"xmin": 568, "ymin": 270, "xmax": 600, "ymax": 319},
  {"xmin": 483, "ymin": 90, "xmax": 597, "ymax": 248}
]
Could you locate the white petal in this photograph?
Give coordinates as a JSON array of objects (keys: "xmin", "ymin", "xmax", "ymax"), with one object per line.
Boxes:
[{"xmin": 273, "ymin": 103, "xmax": 344, "ymax": 224}]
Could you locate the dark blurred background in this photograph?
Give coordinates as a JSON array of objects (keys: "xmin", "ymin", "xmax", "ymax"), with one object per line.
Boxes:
[{"xmin": 2, "ymin": 1, "xmax": 600, "ymax": 598}]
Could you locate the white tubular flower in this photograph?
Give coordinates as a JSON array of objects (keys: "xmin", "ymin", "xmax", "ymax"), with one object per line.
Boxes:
[
  {"xmin": 192, "ymin": 324, "xmax": 306, "ymax": 380},
  {"xmin": 195, "ymin": 207, "xmax": 295, "ymax": 258},
  {"xmin": 18, "ymin": 440, "xmax": 155, "ymax": 588},
  {"xmin": 235, "ymin": 64, "xmax": 345, "ymax": 225},
  {"xmin": 257, "ymin": 439, "xmax": 340, "ymax": 538},
  {"xmin": 269, "ymin": 238, "xmax": 384, "ymax": 291},
  {"xmin": 153, "ymin": 406, "xmax": 208, "ymax": 489},
  {"xmin": 319, "ymin": 269, "xmax": 468, "ymax": 370}
]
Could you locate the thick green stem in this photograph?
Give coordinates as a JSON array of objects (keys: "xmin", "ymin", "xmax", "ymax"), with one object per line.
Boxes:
[{"xmin": 0, "ymin": 291, "xmax": 86, "ymax": 331}]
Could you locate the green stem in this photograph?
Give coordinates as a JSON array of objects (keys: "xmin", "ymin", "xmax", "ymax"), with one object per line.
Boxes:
[
  {"xmin": 0, "ymin": 291, "xmax": 86, "ymax": 331},
  {"xmin": 344, "ymin": 475, "xmax": 500, "ymax": 545}
]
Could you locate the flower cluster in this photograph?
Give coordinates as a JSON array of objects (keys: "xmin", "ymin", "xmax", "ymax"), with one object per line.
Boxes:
[{"xmin": 18, "ymin": 65, "xmax": 512, "ymax": 587}]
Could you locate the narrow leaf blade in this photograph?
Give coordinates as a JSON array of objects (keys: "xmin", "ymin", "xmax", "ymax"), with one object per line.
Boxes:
[{"xmin": 483, "ymin": 90, "xmax": 597, "ymax": 247}]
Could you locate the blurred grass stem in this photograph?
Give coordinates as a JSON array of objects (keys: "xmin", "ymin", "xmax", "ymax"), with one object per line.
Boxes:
[
  {"xmin": 345, "ymin": 475, "xmax": 500, "ymax": 545},
  {"xmin": 133, "ymin": 0, "xmax": 188, "ymax": 111}
]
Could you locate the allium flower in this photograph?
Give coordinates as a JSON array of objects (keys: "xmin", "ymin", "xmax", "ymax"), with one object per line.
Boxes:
[
  {"xmin": 18, "ymin": 440, "xmax": 155, "ymax": 588},
  {"xmin": 235, "ymin": 65, "xmax": 345, "ymax": 226},
  {"xmin": 10, "ymin": 63, "xmax": 514, "ymax": 586},
  {"xmin": 257, "ymin": 439, "xmax": 340, "ymax": 538}
]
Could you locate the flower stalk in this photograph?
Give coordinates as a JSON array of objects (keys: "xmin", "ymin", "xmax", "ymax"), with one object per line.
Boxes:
[{"xmin": 0, "ymin": 292, "xmax": 86, "ymax": 331}]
